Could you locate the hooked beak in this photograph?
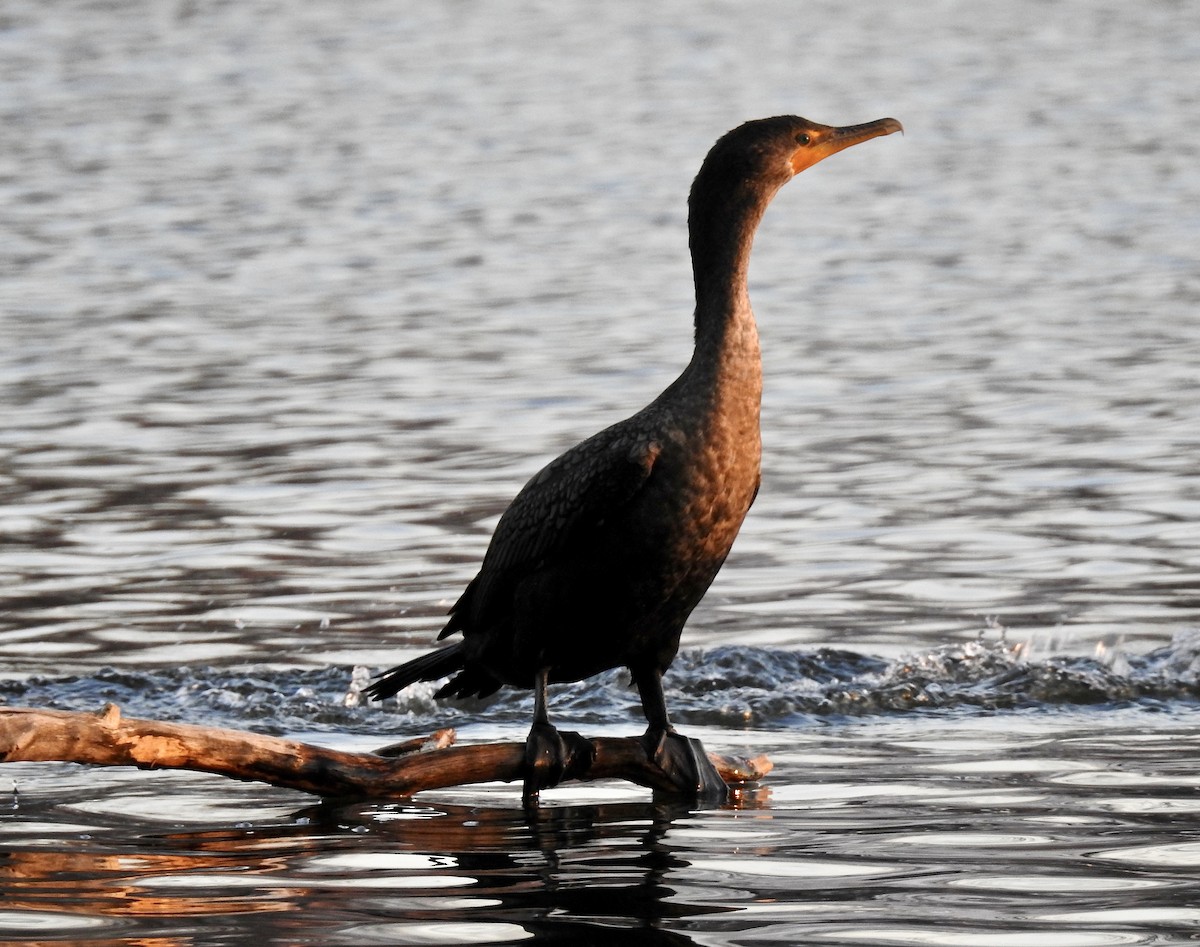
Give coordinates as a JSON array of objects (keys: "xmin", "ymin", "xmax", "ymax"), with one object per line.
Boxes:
[{"xmin": 791, "ymin": 117, "xmax": 903, "ymax": 175}]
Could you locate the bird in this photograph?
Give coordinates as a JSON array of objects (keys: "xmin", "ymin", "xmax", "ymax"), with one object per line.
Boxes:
[{"xmin": 366, "ymin": 114, "xmax": 902, "ymax": 803}]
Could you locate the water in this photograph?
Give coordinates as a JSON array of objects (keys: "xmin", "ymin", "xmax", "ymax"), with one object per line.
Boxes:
[
  {"xmin": 6, "ymin": 706, "xmax": 1200, "ymax": 946},
  {"xmin": 2, "ymin": 0, "xmax": 1199, "ymax": 943}
]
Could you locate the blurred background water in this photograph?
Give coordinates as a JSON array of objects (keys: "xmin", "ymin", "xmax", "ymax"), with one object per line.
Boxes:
[{"xmin": 1, "ymin": 0, "xmax": 1199, "ymax": 944}]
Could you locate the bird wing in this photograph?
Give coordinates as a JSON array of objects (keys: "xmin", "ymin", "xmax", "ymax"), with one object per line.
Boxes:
[{"xmin": 439, "ymin": 426, "xmax": 662, "ymax": 639}]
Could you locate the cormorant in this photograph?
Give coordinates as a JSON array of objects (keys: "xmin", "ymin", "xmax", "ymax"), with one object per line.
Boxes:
[{"xmin": 366, "ymin": 115, "xmax": 903, "ymax": 802}]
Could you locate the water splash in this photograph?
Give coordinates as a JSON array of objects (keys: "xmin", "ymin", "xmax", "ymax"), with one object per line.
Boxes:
[{"xmin": 4, "ymin": 631, "xmax": 1199, "ymax": 735}]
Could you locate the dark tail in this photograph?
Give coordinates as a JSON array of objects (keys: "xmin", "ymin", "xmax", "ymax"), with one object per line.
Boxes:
[{"xmin": 364, "ymin": 643, "xmax": 467, "ymax": 701}]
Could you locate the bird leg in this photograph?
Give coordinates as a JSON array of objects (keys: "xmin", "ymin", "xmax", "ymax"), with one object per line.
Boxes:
[
  {"xmin": 522, "ymin": 667, "xmax": 594, "ymax": 806},
  {"xmin": 635, "ymin": 668, "xmax": 729, "ymax": 805}
]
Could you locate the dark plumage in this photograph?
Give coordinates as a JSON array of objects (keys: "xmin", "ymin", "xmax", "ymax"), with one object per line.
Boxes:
[{"xmin": 367, "ymin": 115, "xmax": 902, "ymax": 800}]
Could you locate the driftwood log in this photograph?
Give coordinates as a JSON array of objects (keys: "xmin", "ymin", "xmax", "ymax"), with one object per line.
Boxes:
[{"xmin": 0, "ymin": 704, "xmax": 771, "ymax": 801}]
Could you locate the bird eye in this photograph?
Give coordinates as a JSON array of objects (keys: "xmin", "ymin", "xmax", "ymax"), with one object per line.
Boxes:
[{"xmin": 795, "ymin": 133, "xmax": 811, "ymax": 145}]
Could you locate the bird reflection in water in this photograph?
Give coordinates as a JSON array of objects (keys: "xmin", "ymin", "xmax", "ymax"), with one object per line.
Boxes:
[{"xmin": 328, "ymin": 798, "xmax": 749, "ymax": 943}]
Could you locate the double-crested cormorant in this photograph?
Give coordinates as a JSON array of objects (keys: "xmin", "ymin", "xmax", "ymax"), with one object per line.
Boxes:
[{"xmin": 367, "ymin": 115, "xmax": 902, "ymax": 801}]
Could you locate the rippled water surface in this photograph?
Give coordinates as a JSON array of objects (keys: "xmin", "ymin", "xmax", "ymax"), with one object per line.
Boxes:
[{"xmin": 2, "ymin": 0, "xmax": 1200, "ymax": 943}]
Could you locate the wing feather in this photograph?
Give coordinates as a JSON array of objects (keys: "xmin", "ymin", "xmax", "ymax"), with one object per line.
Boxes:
[{"xmin": 439, "ymin": 425, "xmax": 661, "ymax": 638}]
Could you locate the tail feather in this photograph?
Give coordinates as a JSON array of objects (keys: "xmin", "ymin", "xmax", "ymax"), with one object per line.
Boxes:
[{"xmin": 364, "ymin": 643, "xmax": 467, "ymax": 701}]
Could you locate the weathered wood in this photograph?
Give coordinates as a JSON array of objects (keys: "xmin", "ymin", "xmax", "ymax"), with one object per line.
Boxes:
[{"xmin": 0, "ymin": 705, "xmax": 771, "ymax": 801}]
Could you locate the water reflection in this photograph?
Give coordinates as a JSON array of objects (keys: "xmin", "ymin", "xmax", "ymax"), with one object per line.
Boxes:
[
  {"xmin": 346, "ymin": 800, "xmax": 731, "ymax": 942},
  {"xmin": 0, "ymin": 796, "xmax": 734, "ymax": 945},
  {"xmin": 6, "ymin": 711, "xmax": 1200, "ymax": 944}
]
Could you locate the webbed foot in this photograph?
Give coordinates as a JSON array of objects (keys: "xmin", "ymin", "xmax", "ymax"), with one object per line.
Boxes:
[
  {"xmin": 522, "ymin": 721, "xmax": 595, "ymax": 806},
  {"xmin": 642, "ymin": 728, "xmax": 729, "ymax": 805}
]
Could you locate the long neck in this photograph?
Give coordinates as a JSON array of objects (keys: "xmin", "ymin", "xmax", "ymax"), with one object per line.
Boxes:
[{"xmin": 685, "ymin": 176, "xmax": 777, "ymax": 379}]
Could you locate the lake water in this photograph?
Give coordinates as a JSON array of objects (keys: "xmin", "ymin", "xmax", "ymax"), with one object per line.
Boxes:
[{"xmin": 2, "ymin": 0, "xmax": 1200, "ymax": 944}]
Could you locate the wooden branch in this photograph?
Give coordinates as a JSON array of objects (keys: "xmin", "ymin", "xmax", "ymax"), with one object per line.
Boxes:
[{"xmin": 0, "ymin": 704, "xmax": 771, "ymax": 801}]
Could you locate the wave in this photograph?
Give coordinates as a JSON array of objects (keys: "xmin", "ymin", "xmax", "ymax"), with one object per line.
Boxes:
[{"xmin": 4, "ymin": 630, "xmax": 1200, "ymax": 736}]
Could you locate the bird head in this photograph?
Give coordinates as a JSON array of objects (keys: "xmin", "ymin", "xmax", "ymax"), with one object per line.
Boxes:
[{"xmin": 698, "ymin": 115, "xmax": 903, "ymax": 194}]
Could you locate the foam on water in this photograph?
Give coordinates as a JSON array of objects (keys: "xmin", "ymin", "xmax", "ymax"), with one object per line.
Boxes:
[{"xmin": 5, "ymin": 631, "xmax": 1200, "ymax": 737}]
